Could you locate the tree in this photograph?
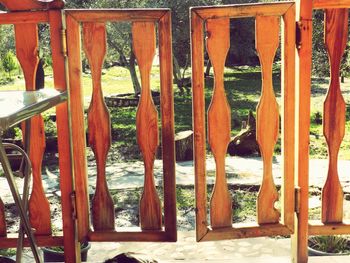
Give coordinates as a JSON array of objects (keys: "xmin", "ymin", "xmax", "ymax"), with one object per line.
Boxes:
[
  {"xmin": 66, "ymin": 0, "xmax": 144, "ymax": 94},
  {"xmin": 312, "ymin": 9, "xmax": 350, "ymax": 81},
  {"xmin": 2, "ymin": 51, "xmax": 17, "ymax": 78}
]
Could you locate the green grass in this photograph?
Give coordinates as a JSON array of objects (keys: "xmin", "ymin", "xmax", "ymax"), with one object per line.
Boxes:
[{"xmin": 1, "ymin": 64, "xmax": 350, "ymax": 160}]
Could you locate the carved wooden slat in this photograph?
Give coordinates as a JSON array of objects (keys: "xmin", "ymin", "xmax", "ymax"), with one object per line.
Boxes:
[
  {"xmin": 321, "ymin": 9, "xmax": 348, "ymax": 224},
  {"xmin": 132, "ymin": 22, "xmax": 161, "ymax": 230},
  {"xmin": 83, "ymin": 22, "xmax": 115, "ymax": 231},
  {"xmin": 0, "ymin": 198, "xmax": 6, "ymax": 237},
  {"xmin": 206, "ymin": 18, "xmax": 232, "ymax": 229},
  {"xmin": 14, "ymin": 23, "xmax": 51, "ymax": 235},
  {"xmin": 255, "ymin": 16, "xmax": 280, "ymax": 225}
]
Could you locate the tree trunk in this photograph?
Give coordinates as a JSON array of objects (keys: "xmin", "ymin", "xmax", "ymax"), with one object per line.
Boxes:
[
  {"xmin": 129, "ymin": 49, "xmax": 141, "ymax": 95},
  {"xmin": 174, "ymin": 130, "xmax": 193, "ymax": 161},
  {"xmin": 173, "ymin": 56, "xmax": 182, "ymax": 85}
]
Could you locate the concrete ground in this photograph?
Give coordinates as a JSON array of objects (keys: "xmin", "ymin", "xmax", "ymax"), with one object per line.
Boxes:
[
  {"xmin": 2, "ymin": 156, "xmax": 350, "ymax": 262},
  {"xmin": 18, "ymin": 231, "xmax": 350, "ymax": 262}
]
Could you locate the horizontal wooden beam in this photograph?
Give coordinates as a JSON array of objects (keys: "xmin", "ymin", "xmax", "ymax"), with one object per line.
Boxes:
[
  {"xmin": 66, "ymin": 9, "xmax": 169, "ymax": 23},
  {"xmin": 313, "ymin": 0, "xmax": 350, "ymax": 9},
  {"xmin": 199, "ymin": 223, "xmax": 292, "ymax": 241},
  {"xmin": 0, "ymin": 234, "xmax": 63, "ymax": 248},
  {"xmin": 88, "ymin": 230, "xmax": 175, "ymax": 242},
  {"xmin": 0, "ymin": 11, "xmax": 49, "ymax": 24},
  {"xmin": 191, "ymin": 2, "xmax": 294, "ymax": 20},
  {"xmin": 309, "ymin": 220, "xmax": 350, "ymax": 235}
]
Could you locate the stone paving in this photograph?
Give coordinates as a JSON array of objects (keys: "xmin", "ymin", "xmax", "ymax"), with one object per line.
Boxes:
[
  {"xmin": 19, "ymin": 231, "xmax": 292, "ymax": 262},
  {"xmin": 2, "ymin": 156, "xmax": 350, "ymax": 262},
  {"xmin": 1, "ymin": 156, "xmax": 350, "ymax": 202}
]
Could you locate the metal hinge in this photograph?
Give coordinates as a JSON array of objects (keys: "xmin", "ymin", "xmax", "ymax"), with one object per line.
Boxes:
[
  {"xmin": 295, "ymin": 186, "xmax": 301, "ymax": 214},
  {"xmin": 70, "ymin": 191, "xmax": 77, "ymax": 220},
  {"xmin": 296, "ymin": 21, "xmax": 302, "ymax": 50},
  {"xmin": 60, "ymin": 29, "xmax": 68, "ymax": 57}
]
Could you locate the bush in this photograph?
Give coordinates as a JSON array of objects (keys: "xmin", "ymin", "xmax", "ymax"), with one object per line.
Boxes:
[{"xmin": 2, "ymin": 51, "xmax": 17, "ymax": 78}]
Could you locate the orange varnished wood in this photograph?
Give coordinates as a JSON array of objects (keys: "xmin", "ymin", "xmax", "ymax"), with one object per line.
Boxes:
[
  {"xmin": 192, "ymin": 2, "xmax": 293, "ymax": 20},
  {"xmin": 0, "ymin": 233, "xmax": 63, "ymax": 248},
  {"xmin": 201, "ymin": 223, "xmax": 292, "ymax": 241},
  {"xmin": 293, "ymin": 1, "xmax": 313, "ymax": 262},
  {"xmin": 83, "ymin": 22, "xmax": 115, "ymax": 231},
  {"xmin": 191, "ymin": 10, "xmax": 208, "ymax": 241},
  {"xmin": 66, "ymin": 14, "xmax": 90, "ymax": 241},
  {"xmin": 14, "ymin": 23, "xmax": 51, "ymax": 235},
  {"xmin": 313, "ymin": 0, "xmax": 350, "ymax": 9},
  {"xmin": 255, "ymin": 16, "xmax": 280, "ymax": 225},
  {"xmin": 158, "ymin": 12, "xmax": 177, "ymax": 241},
  {"xmin": 0, "ymin": 12, "xmax": 49, "ymax": 25},
  {"xmin": 49, "ymin": 10, "xmax": 79, "ymax": 262},
  {"xmin": 280, "ymin": 5, "xmax": 295, "ymax": 231},
  {"xmin": 0, "ymin": 0, "xmax": 64, "ymax": 11},
  {"xmin": 206, "ymin": 18, "xmax": 232, "ymax": 229},
  {"xmin": 66, "ymin": 9, "xmax": 167, "ymax": 23},
  {"xmin": 321, "ymin": 9, "xmax": 348, "ymax": 224},
  {"xmin": 132, "ymin": 22, "xmax": 162, "ymax": 230},
  {"xmin": 0, "ymin": 198, "xmax": 6, "ymax": 237}
]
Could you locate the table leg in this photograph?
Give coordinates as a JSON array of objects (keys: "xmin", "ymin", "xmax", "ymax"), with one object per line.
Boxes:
[
  {"xmin": 16, "ymin": 120, "xmax": 32, "ymax": 263},
  {"xmin": 0, "ymin": 139, "xmax": 42, "ymax": 263}
]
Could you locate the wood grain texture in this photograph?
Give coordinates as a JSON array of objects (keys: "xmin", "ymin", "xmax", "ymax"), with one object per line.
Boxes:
[
  {"xmin": 158, "ymin": 11, "xmax": 177, "ymax": 241},
  {"xmin": 321, "ymin": 9, "xmax": 348, "ymax": 224},
  {"xmin": 191, "ymin": 10, "xmax": 208, "ymax": 241},
  {"xmin": 0, "ymin": 233, "xmax": 63, "ymax": 248},
  {"xmin": 0, "ymin": 12, "xmax": 49, "ymax": 25},
  {"xmin": 200, "ymin": 223, "xmax": 292, "ymax": 241},
  {"xmin": 14, "ymin": 23, "xmax": 51, "ymax": 235},
  {"xmin": 193, "ymin": 2, "xmax": 293, "ymax": 20},
  {"xmin": 89, "ymin": 230, "xmax": 169, "ymax": 242},
  {"xmin": 132, "ymin": 22, "xmax": 161, "ymax": 230},
  {"xmin": 0, "ymin": 198, "xmax": 6, "ymax": 237},
  {"xmin": 255, "ymin": 15, "xmax": 280, "ymax": 225},
  {"xmin": 280, "ymin": 5, "xmax": 295, "ymax": 231},
  {"xmin": 66, "ymin": 9, "xmax": 167, "ymax": 23},
  {"xmin": 206, "ymin": 18, "xmax": 232, "ymax": 229},
  {"xmin": 66, "ymin": 14, "xmax": 90, "ymax": 240},
  {"xmin": 292, "ymin": 1, "xmax": 313, "ymax": 262},
  {"xmin": 309, "ymin": 220, "xmax": 350, "ymax": 235},
  {"xmin": 49, "ymin": 10, "xmax": 78, "ymax": 262},
  {"xmin": 83, "ymin": 22, "xmax": 115, "ymax": 231},
  {"xmin": 313, "ymin": 0, "xmax": 350, "ymax": 9},
  {"xmin": 0, "ymin": 0, "xmax": 64, "ymax": 11}
]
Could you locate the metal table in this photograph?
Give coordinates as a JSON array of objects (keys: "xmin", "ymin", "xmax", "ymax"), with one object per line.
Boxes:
[{"xmin": 0, "ymin": 89, "xmax": 67, "ymax": 263}]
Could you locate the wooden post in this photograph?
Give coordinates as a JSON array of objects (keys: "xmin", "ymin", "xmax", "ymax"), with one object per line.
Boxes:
[
  {"xmin": 159, "ymin": 11, "xmax": 177, "ymax": 241},
  {"xmin": 292, "ymin": 1, "xmax": 312, "ymax": 262},
  {"xmin": 49, "ymin": 9, "xmax": 79, "ymax": 262},
  {"xmin": 66, "ymin": 13, "xmax": 91, "ymax": 242}
]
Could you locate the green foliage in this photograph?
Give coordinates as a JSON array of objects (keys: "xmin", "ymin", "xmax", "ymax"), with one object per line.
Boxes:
[
  {"xmin": 176, "ymin": 187, "xmax": 195, "ymax": 210},
  {"xmin": 309, "ymin": 236, "xmax": 350, "ymax": 254},
  {"xmin": 0, "ymin": 248, "xmax": 16, "ymax": 257},
  {"xmin": 2, "ymin": 51, "xmax": 17, "ymax": 78},
  {"xmin": 311, "ymin": 111, "xmax": 322, "ymax": 125},
  {"xmin": 232, "ymin": 189, "xmax": 257, "ymax": 222}
]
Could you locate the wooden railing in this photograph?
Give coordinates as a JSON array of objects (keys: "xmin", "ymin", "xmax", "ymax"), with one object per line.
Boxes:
[
  {"xmin": 294, "ymin": 0, "xmax": 350, "ymax": 262},
  {"xmin": 0, "ymin": 6, "xmax": 77, "ymax": 263},
  {"xmin": 1, "ymin": 1, "xmax": 350, "ymax": 263},
  {"xmin": 191, "ymin": 2, "xmax": 296, "ymax": 241},
  {"xmin": 65, "ymin": 9, "xmax": 176, "ymax": 242}
]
